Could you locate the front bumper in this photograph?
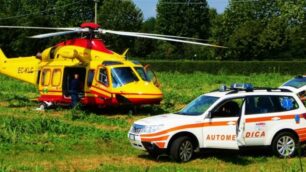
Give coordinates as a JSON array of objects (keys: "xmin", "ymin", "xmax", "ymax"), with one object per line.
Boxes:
[
  {"xmin": 128, "ymin": 132, "xmax": 146, "ymax": 150},
  {"xmin": 128, "ymin": 132, "xmax": 167, "ymax": 154}
]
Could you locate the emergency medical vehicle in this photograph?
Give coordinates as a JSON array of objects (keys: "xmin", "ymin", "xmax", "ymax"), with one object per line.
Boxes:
[
  {"xmin": 128, "ymin": 84, "xmax": 306, "ymax": 162},
  {"xmin": 280, "ymin": 75, "xmax": 306, "ymax": 103}
]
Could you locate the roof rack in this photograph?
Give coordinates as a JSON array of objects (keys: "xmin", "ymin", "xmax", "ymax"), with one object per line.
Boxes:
[
  {"xmin": 226, "ymin": 87, "xmax": 292, "ymax": 95},
  {"xmin": 253, "ymin": 87, "xmax": 292, "ymax": 92}
]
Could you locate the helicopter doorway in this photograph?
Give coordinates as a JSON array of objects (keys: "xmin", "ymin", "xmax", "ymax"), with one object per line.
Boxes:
[{"xmin": 63, "ymin": 67, "xmax": 86, "ymax": 97}]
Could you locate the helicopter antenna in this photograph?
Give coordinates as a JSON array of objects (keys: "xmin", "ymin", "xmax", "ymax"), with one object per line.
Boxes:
[{"xmin": 94, "ymin": 0, "xmax": 99, "ymax": 24}]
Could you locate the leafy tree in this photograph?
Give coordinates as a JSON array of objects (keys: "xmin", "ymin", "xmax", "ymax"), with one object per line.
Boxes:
[
  {"xmin": 155, "ymin": 0, "xmax": 211, "ymax": 59},
  {"xmin": 0, "ymin": 0, "xmax": 95, "ymax": 56},
  {"xmin": 98, "ymin": 0, "xmax": 143, "ymax": 54},
  {"xmin": 212, "ymin": 0, "xmax": 306, "ymax": 60},
  {"xmin": 134, "ymin": 17, "xmax": 157, "ymax": 58}
]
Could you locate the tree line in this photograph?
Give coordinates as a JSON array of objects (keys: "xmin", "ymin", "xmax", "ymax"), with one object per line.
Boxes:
[{"xmin": 0, "ymin": 0, "xmax": 305, "ymax": 60}]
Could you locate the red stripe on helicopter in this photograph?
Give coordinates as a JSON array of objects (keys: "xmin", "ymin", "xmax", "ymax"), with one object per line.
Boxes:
[
  {"xmin": 89, "ymin": 90, "xmax": 161, "ymax": 105},
  {"xmin": 91, "ymin": 85, "xmax": 163, "ymax": 96},
  {"xmin": 56, "ymin": 38, "xmax": 113, "ymax": 54},
  {"xmin": 38, "ymin": 95, "xmax": 106, "ymax": 105},
  {"xmin": 121, "ymin": 92, "xmax": 163, "ymax": 96}
]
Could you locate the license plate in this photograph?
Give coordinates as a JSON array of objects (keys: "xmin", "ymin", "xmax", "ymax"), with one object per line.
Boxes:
[{"xmin": 129, "ymin": 133, "xmax": 135, "ymax": 140}]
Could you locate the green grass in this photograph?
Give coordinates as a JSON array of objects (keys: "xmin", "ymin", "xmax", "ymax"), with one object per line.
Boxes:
[{"xmin": 0, "ymin": 73, "xmax": 304, "ymax": 171}]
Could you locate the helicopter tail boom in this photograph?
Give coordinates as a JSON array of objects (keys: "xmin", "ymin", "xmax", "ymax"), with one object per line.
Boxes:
[{"xmin": 0, "ymin": 49, "xmax": 41, "ymax": 85}]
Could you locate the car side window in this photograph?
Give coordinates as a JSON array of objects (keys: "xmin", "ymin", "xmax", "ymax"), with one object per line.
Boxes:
[
  {"xmin": 245, "ymin": 96, "xmax": 299, "ymax": 115},
  {"xmin": 211, "ymin": 98, "xmax": 244, "ymax": 118}
]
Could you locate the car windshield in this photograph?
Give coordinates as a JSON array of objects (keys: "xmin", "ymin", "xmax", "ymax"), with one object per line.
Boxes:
[
  {"xmin": 176, "ymin": 96, "xmax": 219, "ymax": 116},
  {"xmin": 111, "ymin": 67, "xmax": 139, "ymax": 88},
  {"xmin": 284, "ymin": 77, "xmax": 306, "ymax": 88}
]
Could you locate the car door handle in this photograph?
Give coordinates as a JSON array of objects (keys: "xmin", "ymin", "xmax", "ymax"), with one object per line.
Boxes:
[
  {"xmin": 272, "ymin": 117, "xmax": 280, "ymax": 121},
  {"xmin": 227, "ymin": 121, "xmax": 236, "ymax": 125}
]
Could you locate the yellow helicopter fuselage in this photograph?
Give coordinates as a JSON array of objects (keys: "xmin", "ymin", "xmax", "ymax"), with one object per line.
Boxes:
[{"xmin": 0, "ymin": 38, "xmax": 163, "ymax": 106}]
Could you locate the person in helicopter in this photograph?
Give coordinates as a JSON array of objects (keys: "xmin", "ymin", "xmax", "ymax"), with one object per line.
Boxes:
[{"xmin": 70, "ymin": 73, "xmax": 82, "ymax": 108}]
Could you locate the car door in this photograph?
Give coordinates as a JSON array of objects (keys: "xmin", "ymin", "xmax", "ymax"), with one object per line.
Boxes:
[
  {"xmin": 243, "ymin": 95, "xmax": 300, "ymax": 146},
  {"xmin": 203, "ymin": 97, "xmax": 245, "ymax": 149}
]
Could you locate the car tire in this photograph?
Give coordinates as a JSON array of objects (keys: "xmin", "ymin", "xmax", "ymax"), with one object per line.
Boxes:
[
  {"xmin": 170, "ymin": 136, "xmax": 194, "ymax": 162},
  {"xmin": 272, "ymin": 132, "xmax": 298, "ymax": 157}
]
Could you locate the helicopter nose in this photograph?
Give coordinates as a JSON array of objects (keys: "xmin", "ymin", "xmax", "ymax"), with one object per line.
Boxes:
[{"xmin": 117, "ymin": 81, "xmax": 163, "ymax": 105}]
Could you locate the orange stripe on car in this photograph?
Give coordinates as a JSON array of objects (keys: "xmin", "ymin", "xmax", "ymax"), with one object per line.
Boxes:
[
  {"xmin": 141, "ymin": 135, "xmax": 169, "ymax": 142},
  {"xmin": 299, "ymin": 136, "xmax": 306, "ymax": 142},
  {"xmin": 141, "ymin": 121, "xmax": 233, "ymax": 138},
  {"xmin": 245, "ymin": 115, "xmax": 295, "ymax": 123},
  {"xmin": 141, "ymin": 114, "xmax": 302, "ymax": 139},
  {"xmin": 296, "ymin": 130, "xmax": 306, "ymax": 135},
  {"xmin": 155, "ymin": 142, "xmax": 166, "ymax": 149}
]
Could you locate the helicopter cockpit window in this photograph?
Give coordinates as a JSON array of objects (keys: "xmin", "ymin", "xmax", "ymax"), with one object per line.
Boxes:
[
  {"xmin": 111, "ymin": 67, "xmax": 139, "ymax": 88},
  {"xmin": 144, "ymin": 65, "xmax": 160, "ymax": 87},
  {"xmin": 98, "ymin": 68, "xmax": 109, "ymax": 86},
  {"xmin": 134, "ymin": 67, "xmax": 149, "ymax": 81}
]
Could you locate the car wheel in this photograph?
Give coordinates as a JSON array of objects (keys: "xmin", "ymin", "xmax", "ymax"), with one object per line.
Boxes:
[
  {"xmin": 272, "ymin": 132, "xmax": 298, "ymax": 157},
  {"xmin": 170, "ymin": 136, "xmax": 194, "ymax": 162}
]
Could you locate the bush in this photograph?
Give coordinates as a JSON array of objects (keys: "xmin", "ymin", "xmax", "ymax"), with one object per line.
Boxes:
[{"xmin": 141, "ymin": 60, "xmax": 306, "ymax": 75}]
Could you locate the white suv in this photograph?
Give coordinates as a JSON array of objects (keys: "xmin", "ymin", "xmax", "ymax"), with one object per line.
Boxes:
[
  {"xmin": 128, "ymin": 84, "xmax": 306, "ymax": 162},
  {"xmin": 280, "ymin": 75, "xmax": 306, "ymax": 103}
]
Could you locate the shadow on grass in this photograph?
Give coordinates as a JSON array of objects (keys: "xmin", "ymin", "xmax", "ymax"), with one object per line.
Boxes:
[
  {"xmin": 137, "ymin": 147, "xmax": 275, "ymax": 165},
  {"xmin": 197, "ymin": 147, "xmax": 272, "ymax": 165},
  {"xmin": 67, "ymin": 104, "xmax": 168, "ymax": 116},
  {"xmin": 5, "ymin": 98, "xmax": 168, "ymax": 116}
]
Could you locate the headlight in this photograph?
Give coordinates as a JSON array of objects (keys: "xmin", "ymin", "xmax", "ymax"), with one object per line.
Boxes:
[
  {"xmin": 130, "ymin": 124, "xmax": 164, "ymax": 134},
  {"xmin": 142, "ymin": 124, "xmax": 164, "ymax": 133}
]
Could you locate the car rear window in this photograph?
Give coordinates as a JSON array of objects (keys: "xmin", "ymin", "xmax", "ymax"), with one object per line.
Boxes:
[{"xmin": 284, "ymin": 77, "xmax": 306, "ymax": 88}]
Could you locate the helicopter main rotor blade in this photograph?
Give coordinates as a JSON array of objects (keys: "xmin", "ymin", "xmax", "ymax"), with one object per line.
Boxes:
[
  {"xmin": 97, "ymin": 29, "xmax": 206, "ymax": 41},
  {"xmin": 29, "ymin": 29, "xmax": 87, "ymax": 39},
  {"xmin": 0, "ymin": 25, "xmax": 77, "ymax": 31},
  {"xmin": 100, "ymin": 29, "xmax": 226, "ymax": 48},
  {"xmin": 113, "ymin": 31, "xmax": 205, "ymax": 41}
]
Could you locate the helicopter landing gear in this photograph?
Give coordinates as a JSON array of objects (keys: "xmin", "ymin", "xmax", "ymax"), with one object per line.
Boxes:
[{"xmin": 35, "ymin": 101, "xmax": 53, "ymax": 111}]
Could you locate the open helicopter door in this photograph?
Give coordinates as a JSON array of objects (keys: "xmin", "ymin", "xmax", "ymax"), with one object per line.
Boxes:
[
  {"xmin": 62, "ymin": 67, "xmax": 86, "ymax": 98},
  {"xmin": 144, "ymin": 64, "xmax": 160, "ymax": 87},
  {"xmin": 88, "ymin": 66, "xmax": 112, "ymax": 105}
]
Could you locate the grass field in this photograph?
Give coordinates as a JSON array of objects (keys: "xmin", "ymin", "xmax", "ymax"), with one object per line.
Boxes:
[{"xmin": 0, "ymin": 72, "xmax": 305, "ymax": 171}]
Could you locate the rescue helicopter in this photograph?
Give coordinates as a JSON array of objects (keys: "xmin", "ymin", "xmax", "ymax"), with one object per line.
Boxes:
[{"xmin": 0, "ymin": 22, "xmax": 225, "ymax": 109}]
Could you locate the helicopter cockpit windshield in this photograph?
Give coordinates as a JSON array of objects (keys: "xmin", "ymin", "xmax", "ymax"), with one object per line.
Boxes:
[{"xmin": 111, "ymin": 67, "xmax": 139, "ymax": 88}]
